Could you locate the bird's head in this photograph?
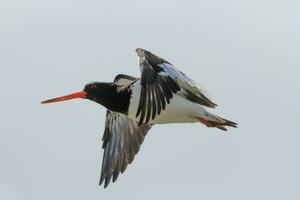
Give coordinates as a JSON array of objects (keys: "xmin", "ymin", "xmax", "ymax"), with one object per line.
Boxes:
[{"xmin": 41, "ymin": 82, "xmax": 113, "ymax": 104}]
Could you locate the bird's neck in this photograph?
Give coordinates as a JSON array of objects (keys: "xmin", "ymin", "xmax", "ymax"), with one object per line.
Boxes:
[{"xmin": 94, "ymin": 85, "xmax": 132, "ymax": 114}]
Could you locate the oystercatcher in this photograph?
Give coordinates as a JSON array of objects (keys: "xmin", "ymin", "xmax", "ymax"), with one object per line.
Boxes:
[{"xmin": 42, "ymin": 48, "xmax": 237, "ymax": 188}]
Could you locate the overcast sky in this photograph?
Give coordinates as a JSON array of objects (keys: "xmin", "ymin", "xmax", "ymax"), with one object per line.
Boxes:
[{"xmin": 1, "ymin": 0, "xmax": 300, "ymax": 199}]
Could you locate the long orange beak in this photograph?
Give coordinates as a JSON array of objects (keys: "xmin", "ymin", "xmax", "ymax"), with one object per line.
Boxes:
[{"xmin": 41, "ymin": 91, "xmax": 87, "ymax": 104}]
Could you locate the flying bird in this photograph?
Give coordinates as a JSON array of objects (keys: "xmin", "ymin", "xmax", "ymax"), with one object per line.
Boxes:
[{"xmin": 42, "ymin": 48, "xmax": 237, "ymax": 188}]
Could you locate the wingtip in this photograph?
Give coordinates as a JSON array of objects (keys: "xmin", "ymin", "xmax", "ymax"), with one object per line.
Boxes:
[
  {"xmin": 210, "ymin": 104, "xmax": 218, "ymax": 108},
  {"xmin": 217, "ymin": 126, "xmax": 228, "ymax": 131},
  {"xmin": 135, "ymin": 48, "xmax": 146, "ymax": 52},
  {"xmin": 99, "ymin": 179, "xmax": 110, "ymax": 189},
  {"xmin": 225, "ymin": 120, "xmax": 238, "ymax": 128},
  {"xmin": 135, "ymin": 48, "xmax": 147, "ymax": 57},
  {"xmin": 99, "ymin": 174, "xmax": 105, "ymax": 187},
  {"xmin": 104, "ymin": 179, "xmax": 110, "ymax": 188}
]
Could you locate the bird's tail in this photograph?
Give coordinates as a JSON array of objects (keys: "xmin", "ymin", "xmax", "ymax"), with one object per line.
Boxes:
[{"xmin": 196, "ymin": 112, "xmax": 238, "ymax": 131}]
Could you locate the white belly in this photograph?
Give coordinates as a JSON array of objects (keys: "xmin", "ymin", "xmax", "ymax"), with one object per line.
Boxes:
[{"xmin": 127, "ymin": 81, "xmax": 206, "ymax": 124}]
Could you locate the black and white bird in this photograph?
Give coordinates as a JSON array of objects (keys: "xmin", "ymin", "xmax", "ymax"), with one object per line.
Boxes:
[{"xmin": 42, "ymin": 48, "xmax": 238, "ymax": 188}]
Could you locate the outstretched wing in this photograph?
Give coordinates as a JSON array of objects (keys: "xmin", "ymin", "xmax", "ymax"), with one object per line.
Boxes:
[
  {"xmin": 135, "ymin": 48, "xmax": 217, "ymax": 125},
  {"xmin": 99, "ymin": 74, "xmax": 150, "ymax": 188},
  {"xmin": 99, "ymin": 110, "xmax": 152, "ymax": 188},
  {"xmin": 135, "ymin": 48, "xmax": 181, "ymax": 125},
  {"xmin": 159, "ymin": 62, "xmax": 218, "ymax": 108}
]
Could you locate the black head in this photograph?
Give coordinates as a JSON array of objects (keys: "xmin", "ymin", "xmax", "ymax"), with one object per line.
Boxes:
[
  {"xmin": 41, "ymin": 81, "xmax": 131, "ymax": 113},
  {"xmin": 83, "ymin": 82, "xmax": 113, "ymax": 101}
]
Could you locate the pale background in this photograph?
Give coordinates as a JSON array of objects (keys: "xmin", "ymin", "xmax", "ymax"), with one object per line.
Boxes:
[{"xmin": 1, "ymin": 0, "xmax": 300, "ymax": 199}]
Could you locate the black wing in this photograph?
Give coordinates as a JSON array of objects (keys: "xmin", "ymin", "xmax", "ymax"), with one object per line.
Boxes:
[
  {"xmin": 135, "ymin": 48, "xmax": 180, "ymax": 125},
  {"xmin": 99, "ymin": 110, "xmax": 152, "ymax": 188}
]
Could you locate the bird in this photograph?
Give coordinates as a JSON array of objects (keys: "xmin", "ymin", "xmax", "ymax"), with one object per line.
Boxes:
[{"xmin": 41, "ymin": 48, "xmax": 238, "ymax": 188}]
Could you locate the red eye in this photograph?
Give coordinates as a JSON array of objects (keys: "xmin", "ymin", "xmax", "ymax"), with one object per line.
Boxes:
[{"xmin": 91, "ymin": 85, "xmax": 97, "ymax": 90}]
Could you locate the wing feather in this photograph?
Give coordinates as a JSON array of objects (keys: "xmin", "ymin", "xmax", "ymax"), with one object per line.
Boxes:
[
  {"xmin": 136, "ymin": 48, "xmax": 181, "ymax": 125},
  {"xmin": 160, "ymin": 63, "xmax": 218, "ymax": 108},
  {"xmin": 135, "ymin": 48, "xmax": 217, "ymax": 126},
  {"xmin": 99, "ymin": 111, "xmax": 152, "ymax": 188},
  {"xmin": 99, "ymin": 74, "xmax": 151, "ymax": 188}
]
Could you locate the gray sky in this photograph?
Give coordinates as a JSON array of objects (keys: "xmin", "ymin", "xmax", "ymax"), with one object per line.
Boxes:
[{"xmin": 1, "ymin": 0, "xmax": 300, "ymax": 199}]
